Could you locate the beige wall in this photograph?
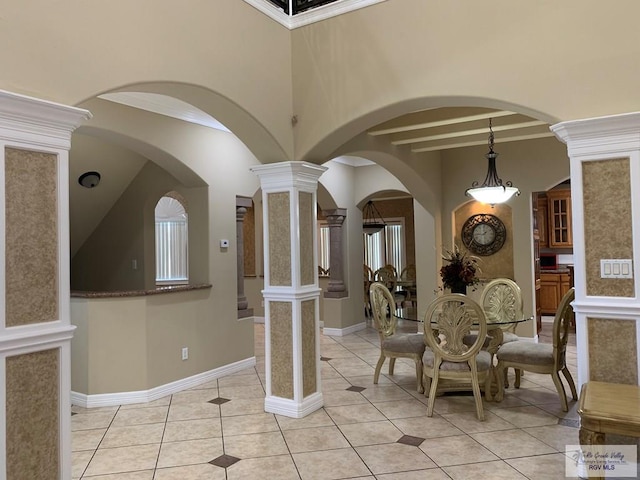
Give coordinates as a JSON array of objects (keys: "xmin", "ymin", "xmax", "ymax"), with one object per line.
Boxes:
[
  {"xmin": 71, "ymin": 161, "xmax": 208, "ymax": 292},
  {"xmin": 70, "ymin": 287, "xmax": 249, "ymax": 395},
  {"xmin": 292, "ymin": 0, "xmax": 640, "ymax": 160},
  {"xmin": 70, "ymin": 133, "xmax": 147, "ymax": 256},
  {"xmin": 0, "ymin": 0, "xmax": 294, "ymax": 162}
]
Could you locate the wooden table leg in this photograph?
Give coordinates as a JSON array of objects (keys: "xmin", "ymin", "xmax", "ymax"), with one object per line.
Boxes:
[
  {"xmin": 578, "ymin": 427, "xmax": 606, "ymax": 480},
  {"xmin": 485, "ymin": 327, "xmax": 504, "ymax": 402}
]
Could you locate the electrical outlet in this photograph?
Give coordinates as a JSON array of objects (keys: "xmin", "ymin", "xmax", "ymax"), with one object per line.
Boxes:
[{"xmin": 181, "ymin": 347, "xmax": 188, "ymax": 360}]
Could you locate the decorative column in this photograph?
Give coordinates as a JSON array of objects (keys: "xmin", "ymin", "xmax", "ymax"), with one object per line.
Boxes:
[
  {"xmin": 552, "ymin": 112, "xmax": 640, "ymax": 388},
  {"xmin": 0, "ymin": 91, "xmax": 90, "ymax": 478},
  {"xmin": 236, "ymin": 196, "xmax": 254, "ymax": 318},
  {"xmin": 251, "ymin": 161, "xmax": 327, "ymax": 418},
  {"xmin": 323, "ymin": 208, "xmax": 348, "ymax": 298}
]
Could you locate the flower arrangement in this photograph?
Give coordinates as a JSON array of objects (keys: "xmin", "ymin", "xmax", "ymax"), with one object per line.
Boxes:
[{"xmin": 439, "ymin": 245, "xmax": 481, "ymax": 293}]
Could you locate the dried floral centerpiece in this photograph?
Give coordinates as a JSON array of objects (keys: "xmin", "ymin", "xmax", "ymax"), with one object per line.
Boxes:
[{"xmin": 440, "ymin": 245, "xmax": 481, "ymax": 294}]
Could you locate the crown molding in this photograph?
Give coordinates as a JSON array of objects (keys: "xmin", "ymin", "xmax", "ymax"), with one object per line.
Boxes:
[
  {"xmin": 0, "ymin": 90, "xmax": 91, "ymax": 149},
  {"xmin": 243, "ymin": 0, "xmax": 386, "ymax": 29}
]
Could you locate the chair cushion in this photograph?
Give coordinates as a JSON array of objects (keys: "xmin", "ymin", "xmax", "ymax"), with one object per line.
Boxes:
[
  {"xmin": 463, "ymin": 331, "xmax": 519, "ymax": 347},
  {"xmin": 502, "ymin": 331, "xmax": 519, "ymax": 344},
  {"xmin": 422, "ymin": 349, "xmax": 492, "ymax": 372},
  {"xmin": 497, "ymin": 341, "xmax": 553, "ymax": 366},
  {"xmin": 462, "ymin": 334, "xmax": 490, "ymax": 348},
  {"xmin": 382, "ymin": 333, "xmax": 425, "ymax": 354}
]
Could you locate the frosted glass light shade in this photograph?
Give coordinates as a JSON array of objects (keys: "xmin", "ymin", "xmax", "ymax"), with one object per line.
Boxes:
[{"xmin": 466, "ymin": 185, "xmax": 520, "ymax": 205}]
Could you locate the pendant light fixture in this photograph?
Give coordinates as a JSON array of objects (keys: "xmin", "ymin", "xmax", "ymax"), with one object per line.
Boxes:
[
  {"xmin": 465, "ymin": 119, "xmax": 520, "ymax": 206},
  {"xmin": 362, "ymin": 200, "xmax": 386, "ymax": 235}
]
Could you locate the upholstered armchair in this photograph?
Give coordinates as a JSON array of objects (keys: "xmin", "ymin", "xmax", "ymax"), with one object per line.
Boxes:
[
  {"xmin": 369, "ymin": 282, "xmax": 425, "ymax": 393},
  {"xmin": 423, "ymin": 294, "xmax": 492, "ymax": 421},
  {"xmin": 495, "ymin": 288, "xmax": 578, "ymax": 412}
]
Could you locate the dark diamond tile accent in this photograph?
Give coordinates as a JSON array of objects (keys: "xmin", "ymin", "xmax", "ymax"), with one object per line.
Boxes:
[
  {"xmin": 320, "ymin": 356, "xmax": 332, "ymax": 361},
  {"xmin": 346, "ymin": 386, "xmax": 366, "ymax": 392},
  {"xmin": 558, "ymin": 418, "xmax": 580, "ymax": 428},
  {"xmin": 208, "ymin": 397, "xmax": 231, "ymax": 405},
  {"xmin": 210, "ymin": 454, "xmax": 241, "ymax": 468},
  {"xmin": 397, "ymin": 434, "xmax": 425, "ymax": 447}
]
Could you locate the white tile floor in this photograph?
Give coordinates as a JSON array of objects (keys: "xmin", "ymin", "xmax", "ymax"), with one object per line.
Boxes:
[{"xmin": 72, "ymin": 319, "xmax": 588, "ymax": 479}]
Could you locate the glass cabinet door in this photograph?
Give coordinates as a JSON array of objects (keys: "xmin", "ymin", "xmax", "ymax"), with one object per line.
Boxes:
[{"xmin": 547, "ymin": 190, "xmax": 572, "ymax": 248}]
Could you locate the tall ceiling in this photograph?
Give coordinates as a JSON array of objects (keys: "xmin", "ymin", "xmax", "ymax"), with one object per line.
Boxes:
[{"xmin": 367, "ymin": 107, "xmax": 555, "ymax": 154}]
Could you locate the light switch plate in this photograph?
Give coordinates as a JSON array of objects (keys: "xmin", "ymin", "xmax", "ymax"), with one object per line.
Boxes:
[{"xmin": 600, "ymin": 259, "xmax": 633, "ymax": 279}]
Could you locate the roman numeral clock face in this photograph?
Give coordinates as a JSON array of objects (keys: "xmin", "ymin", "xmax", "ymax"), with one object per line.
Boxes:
[{"xmin": 461, "ymin": 214, "xmax": 506, "ymax": 256}]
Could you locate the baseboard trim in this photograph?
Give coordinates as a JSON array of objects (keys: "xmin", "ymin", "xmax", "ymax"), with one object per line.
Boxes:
[
  {"xmin": 322, "ymin": 322, "xmax": 366, "ymax": 337},
  {"xmin": 264, "ymin": 392, "xmax": 324, "ymax": 418},
  {"xmin": 71, "ymin": 357, "xmax": 256, "ymax": 408}
]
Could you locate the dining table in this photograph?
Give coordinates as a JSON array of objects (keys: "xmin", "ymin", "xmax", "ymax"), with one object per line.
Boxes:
[{"xmin": 395, "ymin": 306, "xmax": 533, "ymax": 401}]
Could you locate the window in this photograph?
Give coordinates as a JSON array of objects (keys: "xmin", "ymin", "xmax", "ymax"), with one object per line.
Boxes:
[
  {"xmin": 363, "ymin": 219, "xmax": 405, "ymax": 274},
  {"xmin": 155, "ymin": 195, "xmax": 188, "ymax": 284},
  {"xmin": 318, "ymin": 223, "xmax": 330, "ymax": 274}
]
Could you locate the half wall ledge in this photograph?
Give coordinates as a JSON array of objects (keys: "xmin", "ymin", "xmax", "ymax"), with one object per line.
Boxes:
[{"xmin": 71, "ymin": 283, "xmax": 212, "ymax": 298}]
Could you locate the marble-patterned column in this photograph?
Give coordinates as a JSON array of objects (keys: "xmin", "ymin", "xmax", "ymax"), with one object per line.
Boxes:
[
  {"xmin": 0, "ymin": 90, "xmax": 90, "ymax": 479},
  {"xmin": 552, "ymin": 113, "xmax": 640, "ymax": 388},
  {"xmin": 251, "ymin": 162, "xmax": 326, "ymax": 418},
  {"xmin": 323, "ymin": 208, "xmax": 348, "ymax": 298},
  {"xmin": 236, "ymin": 196, "xmax": 254, "ymax": 318}
]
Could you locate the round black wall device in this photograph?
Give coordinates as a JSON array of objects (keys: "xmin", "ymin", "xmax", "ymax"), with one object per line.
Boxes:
[{"xmin": 78, "ymin": 171, "xmax": 101, "ymax": 188}]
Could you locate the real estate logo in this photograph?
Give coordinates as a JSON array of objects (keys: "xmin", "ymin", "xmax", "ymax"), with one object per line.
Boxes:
[{"xmin": 566, "ymin": 444, "xmax": 637, "ymax": 478}]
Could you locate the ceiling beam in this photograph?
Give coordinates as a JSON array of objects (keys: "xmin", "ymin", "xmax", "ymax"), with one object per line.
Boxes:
[
  {"xmin": 368, "ymin": 108, "xmax": 515, "ymax": 136},
  {"xmin": 391, "ymin": 120, "xmax": 547, "ymax": 146},
  {"xmin": 411, "ymin": 132, "xmax": 556, "ymax": 153}
]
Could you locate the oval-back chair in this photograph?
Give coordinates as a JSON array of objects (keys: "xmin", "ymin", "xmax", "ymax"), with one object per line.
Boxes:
[
  {"xmin": 369, "ymin": 282, "xmax": 425, "ymax": 393},
  {"xmin": 423, "ymin": 294, "xmax": 492, "ymax": 421}
]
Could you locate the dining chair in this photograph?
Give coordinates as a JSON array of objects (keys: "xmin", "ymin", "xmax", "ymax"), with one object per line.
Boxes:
[
  {"xmin": 369, "ymin": 282, "xmax": 425, "ymax": 393},
  {"xmin": 495, "ymin": 287, "xmax": 577, "ymax": 411},
  {"xmin": 480, "ymin": 278, "xmax": 523, "ymax": 386},
  {"xmin": 399, "ymin": 264, "xmax": 417, "ymax": 303},
  {"xmin": 364, "ymin": 264, "xmax": 374, "ymax": 317},
  {"xmin": 423, "ymin": 294, "xmax": 492, "ymax": 420},
  {"xmin": 374, "ymin": 265, "xmax": 406, "ymax": 307}
]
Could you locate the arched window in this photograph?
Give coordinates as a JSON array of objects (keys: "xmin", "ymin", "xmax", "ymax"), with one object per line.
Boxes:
[{"xmin": 155, "ymin": 195, "xmax": 188, "ymax": 284}]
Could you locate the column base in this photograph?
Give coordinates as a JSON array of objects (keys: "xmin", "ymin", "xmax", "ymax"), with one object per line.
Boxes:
[
  {"xmin": 237, "ymin": 308, "xmax": 254, "ymax": 319},
  {"xmin": 264, "ymin": 392, "xmax": 324, "ymax": 418},
  {"xmin": 324, "ymin": 290, "xmax": 348, "ymax": 299}
]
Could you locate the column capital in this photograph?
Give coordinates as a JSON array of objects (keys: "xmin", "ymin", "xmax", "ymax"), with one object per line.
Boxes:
[
  {"xmin": 0, "ymin": 89, "xmax": 91, "ymax": 149},
  {"xmin": 323, "ymin": 208, "xmax": 347, "ymax": 226},
  {"xmin": 250, "ymin": 161, "xmax": 327, "ymax": 191},
  {"xmin": 236, "ymin": 195, "xmax": 253, "ymax": 209},
  {"xmin": 552, "ymin": 112, "xmax": 640, "ymax": 157}
]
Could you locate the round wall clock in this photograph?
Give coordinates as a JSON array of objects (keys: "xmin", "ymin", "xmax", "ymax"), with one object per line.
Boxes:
[{"xmin": 461, "ymin": 213, "xmax": 506, "ymax": 256}]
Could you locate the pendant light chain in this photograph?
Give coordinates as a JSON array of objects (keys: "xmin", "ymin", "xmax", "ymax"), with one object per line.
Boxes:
[{"xmin": 465, "ymin": 118, "xmax": 521, "ymax": 206}]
